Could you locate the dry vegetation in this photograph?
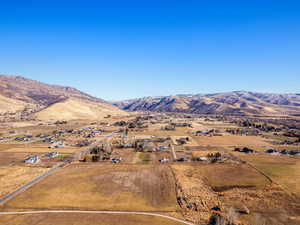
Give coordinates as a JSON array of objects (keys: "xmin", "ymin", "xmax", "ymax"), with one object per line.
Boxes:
[
  {"xmin": 3, "ymin": 147, "xmax": 79, "ymax": 154},
  {"xmin": 35, "ymin": 98, "xmax": 128, "ymax": 121},
  {"xmin": 172, "ymin": 161, "xmax": 300, "ymax": 225},
  {"xmin": 2, "ymin": 164, "xmax": 178, "ymax": 212},
  {"xmin": 238, "ymin": 154, "xmax": 300, "ymax": 196},
  {"xmin": 1, "ymin": 113, "xmax": 300, "ymax": 225},
  {"xmin": 0, "ymin": 165, "xmax": 49, "ymax": 198},
  {"xmin": 0, "ymin": 152, "xmax": 28, "ymax": 166},
  {"xmin": 194, "ymin": 135, "xmax": 272, "ymax": 150},
  {"xmin": 0, "ymin": 213, "xmax": 184, "ymax": 225}
]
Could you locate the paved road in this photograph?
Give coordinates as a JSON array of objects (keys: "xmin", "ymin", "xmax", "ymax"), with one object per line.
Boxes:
[
  {"xmin": 0, "ymin": 163, "xmax": 64, "ymax": 205},
  {"xmin": 0, "ymin": 210, "xmax": 196, "ymax": 225},
  {"xmin": 0, "ymin": 132, "xmax": 197, "ymax": 225}
]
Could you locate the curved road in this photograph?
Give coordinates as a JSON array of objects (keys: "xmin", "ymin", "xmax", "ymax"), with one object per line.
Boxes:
[
  {"xmin": 0, "ymin": 210, "xmax": 196, "ymax": 225},
  {"xmin": 0, "ymin": 132, "xmax": 196, "ymax": 225}
]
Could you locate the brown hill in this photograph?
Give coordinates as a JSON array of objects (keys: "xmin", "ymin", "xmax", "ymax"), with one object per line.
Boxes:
[
  {"xmin": 0, "ymin": 75, "xmax": 103, "ymax": 106},
  {"xmin": 35, "ymin": 98, "xmax": 127, "ymax": 121},
  {"xmin": 0, "ymin": 75, "xmax": 128, "ymax": 121},
  {"xmin": 114, "ymin": 91, "xmax": 300, "ymax": 116}
]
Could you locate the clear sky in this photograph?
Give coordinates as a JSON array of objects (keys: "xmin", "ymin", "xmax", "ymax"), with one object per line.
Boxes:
[{"xmin": 0, "ymin": 1, "xmax": 300, "ymax": 100}]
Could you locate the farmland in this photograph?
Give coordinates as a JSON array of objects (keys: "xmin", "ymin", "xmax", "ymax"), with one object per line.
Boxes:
[
  {"xmin": 0, "ymin": 113, "xmax": 299, "ymax": 225},
  {"xmin": 0, "ymin": 166, "xmax": 49, "ymax": 198},
  {"xmin": 2, "ymin": 164, "xmax": 178, "ymax": 212},
  {"xmin": 0, "ymin": 213, "xmax": 185, "ymax": 225},
  {"xmin": 238, "ymin": 154, "xmax": 300, "ymax": 196}
]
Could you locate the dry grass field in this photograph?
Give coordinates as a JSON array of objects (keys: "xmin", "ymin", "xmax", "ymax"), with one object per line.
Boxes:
[
  {"xmin": 3, "ymin": 124, "xmax": 82, "ymax": 135},
  {"xmin": 173, "ymin": 163, "xmax": 270, "ymax": 192},
  {"xmin": 194, "ymin": 134, "xmax": 272, "ymax": 150},
  {"xmin": 1, "ymin": 114, "xmax": 300, "ymax": 225},
  {"xmin": 3, "ymin": 147, "xmax": 79, "ymax": 154},
  {"xmin": 0, "ymin": 213, "xmax": 184, "ymax": 225},
  {"xmin": 0, "ymin": 144, "xmax": 17, "ymax": 151},
  {"xmin": 238, "ymin": 154, "xmax": 300, "ymax": 196},
  {"xmin": 172, "ymin": 163, "xmax": 300, "ymax": 225},
  {"xmin": 2, "ymin": 164, "xmax": 179, "ymax": 212},
  {"xmin": 132, "ymin": 152, "xmax": 153, "ymax": 164},
  {"xmin": 130, "ymin": 127, "xmax": 190, "ymax": 137},
  {"xmin": 0, "ymin": 165, "xmax": 49, "ymax": 198},
  {"xmin": 0, "ymin": 152, "xmax": 28, "ymax": 166}
]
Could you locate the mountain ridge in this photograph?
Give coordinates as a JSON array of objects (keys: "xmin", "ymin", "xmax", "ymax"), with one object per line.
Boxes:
[
  {"xmin": 0, "ymin": 75, "xmax": 127, "ymax": 121},
  {"xmin": 114, "ymin": 91, "xmax": 300, "ymax": 116}
]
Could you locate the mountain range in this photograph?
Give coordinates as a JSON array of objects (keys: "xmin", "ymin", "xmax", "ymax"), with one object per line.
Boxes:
[
  {"xmin": 114, "ymin": 92, "xmax": 300, "ymax": 116},
  {"xmin": 1, "ymin": 75, "xmax": 299, "ymax": 121}
]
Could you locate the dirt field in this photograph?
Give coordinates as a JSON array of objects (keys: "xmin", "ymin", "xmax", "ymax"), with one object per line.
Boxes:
[
  {"xmin": 0, "ymin": 165, "xmax": 49, "ymax": 198},
  {"xmin": 0, "ymin": 213, "xmax": 184, "ymax": 225},
  {"xmin": 194, "ymin": 134, "xmax": 272, "ymax": 150},
  {"xmin": 2, "ymin": 164, "xmax": 178, "ymax": 212}
]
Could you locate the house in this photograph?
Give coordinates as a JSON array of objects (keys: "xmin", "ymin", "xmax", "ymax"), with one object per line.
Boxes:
[
  {"xmin": 176, "ymin": 137, "xmax": 189, "ymax": 145},
  {"xmin": 187, "ymin": 203, "xmax": 194, "ymax": 209},
  {"xmin": 171, "ymin": 122, "xmax": 192, "ymax": 127},
  {"xmin": 36, "ymin": 133, "xmax": 49, "ymax": 138},
  {"xmin": 176, "ymin": 157, "xmax": 188, "ymax": 162},
  {"xmin": 194, "ymin": 157, "xmax": 208, "ymax": 161},
  {"xmin": 112, "ymin": 157, "xmax": 122, "ymax": 163},
  {"xmin": 43, "ymin": 137, "xmax": 54, "ymax": 143},
  {"xmin": 265, "ymin": 149, "xmax": 279, "ymax": 155},
  {"xmin": 194, "ymin": 130, "xmax": 214, "ymax": 136},
  {"xmin": 162, "ymin": 124, "xmax": 175, "ymax": 131},
  {"xmin": 158, "ymin": 145, "xmax": 169, "ymax": 150},
  {"xmin": 234, "ymin": 147, "xmax": 254, "ymax": 154},
  {"xmin": 122, "ymin": 143, "xmax": 134, "ymax": 148},
  {"xmin": 50, "ymin": 141, "xmax": 65, "ymax": 148},
  {"xmin": 159, "ymin": 157, "xmax": 169, "ymax": 163},
  {"xmin": 25, "ymin": 155, "xmax": 40, "ymax": 164},
  {"xmin": 45, "ymin": 152, "xmax": 59, "ymax": 158},
  {"xmin": 280, "ymin": 149, "xmax": 300, "ymax": 155},
  {"xmin": 15, "ymin": 137, "xmax": 31, "ymax": 142}
]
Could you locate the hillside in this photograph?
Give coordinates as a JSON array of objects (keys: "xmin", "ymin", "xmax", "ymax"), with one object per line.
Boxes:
[
  {"xmin": 0, "ymin": 75, "xmax": 103, "ymax": 106},
  {"xmin": 0, "ymin": 94, "xmax": 28, "ymax": 114},
  {"xmin": 35, "ymin": 98, "xmax": 127, "ymax": 121},
  {"xmin": 0, "ymin": 75, "xmax": 127, "ymax": 121},
  {"xmin": 114, "ymin": 91, "xmax": 300, "ymax": 116}
]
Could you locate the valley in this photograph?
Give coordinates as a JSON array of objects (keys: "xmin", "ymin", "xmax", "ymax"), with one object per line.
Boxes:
[{"xmin": 0, "ymin": 75, "xmax": 299, "ymax": 225}]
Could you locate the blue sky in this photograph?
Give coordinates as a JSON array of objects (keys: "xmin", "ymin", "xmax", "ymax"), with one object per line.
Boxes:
[{"xmin": 0, "ymin": 1, "xmax": 300, "ymax": 100}]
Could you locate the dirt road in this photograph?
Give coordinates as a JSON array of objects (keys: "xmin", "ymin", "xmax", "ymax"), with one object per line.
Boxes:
[{"xmin": 0, "ymin": 210, "xmax": 196, "ymax": 225}]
